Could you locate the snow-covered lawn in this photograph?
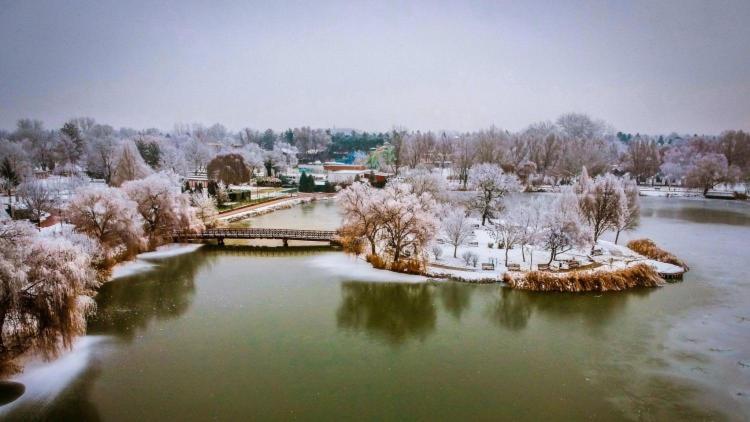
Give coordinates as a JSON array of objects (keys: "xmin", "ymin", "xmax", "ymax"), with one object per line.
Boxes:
[{"xmin": 429, "ymin": 218, "xmax": 683, "ymax": 280}]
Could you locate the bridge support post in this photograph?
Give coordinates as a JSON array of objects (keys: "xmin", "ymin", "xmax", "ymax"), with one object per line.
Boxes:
[
  {"xmin": 282, "ymin": 238, "xmax": 289, "ymax": 247},
  {"xmin": 217, "ymin": 237, "xmax": 224, "ymax": 246}
]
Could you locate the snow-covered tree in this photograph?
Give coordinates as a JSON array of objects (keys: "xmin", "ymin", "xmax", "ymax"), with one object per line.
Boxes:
[
  {"xmin": 441, "ymin": 207, "xmax": 472, "ymax": 258},
  {"xmin": 67, "ymin": 185, "xmax": 144, "ymax": 256},
  {"xmin": 468, "ymin": 163, "xmax": 521, "ymax": 225},
  {"xmin": 191, "ymin": 193, "xmax": 218, "ymax": 228},
  {"xmin": 111, "ymin": 140, "xmax": 153, "ymax": 186},
  {"xmin": 85, "ymin": 133, "xmax": 119, "ymax": 184},
  {"xmin": 516, "ymin": 197, "xmax": 546, "ymax": 267},
  {"xmin": 578, "ymin": 173, "xmax": 625, "ymax": 244},
  {"xmin": 404, "ymin": 169, "xmax": 447, "ymax": 202},
  {"xmin": 159, "ymin": 142, "xmax": 189, "ymax": 176},
  {"xmin": 371, "ymin": 183, "xmax": 438, "ymax": 263},
  {"xmin": 613, "ymin": 176, "xmax": 640, "ymax": 244},
  {"xmin": 541, "ymin": 187, "xmax": 591, "ymax": 264},
  {"xmin": 0, "ymin": 221, "xmax": 98, "ymax": 366},
  {"xmin": 337, "ymin": 181, "xmax": 383, "ymax": 255},
  {"xmin": 685, "ymin": 153, "xmax": 732, "ymax": 195},
  {"xmin": 123, "ymin": 172, "xmax": 203, "ymax": 248},
  {"xmin": 490, "ymin": 203, "xmax": 525, "ymax": 266},
  {"xmin": 183, "ymin": 138, "xmax": 213, "ymax": 172},
  {"xmin": 17, "ymin": 179, "xmax": 58, "ymax": 225}
]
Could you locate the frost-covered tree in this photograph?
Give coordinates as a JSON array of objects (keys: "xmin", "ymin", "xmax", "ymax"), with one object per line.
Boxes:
[
  {"xmin": 0, "ymin": 221, "xmax": 97, "ymax": 367},
  {"xmin": 468, "ymin": 163, "xmax": 521, "ymax": 225},
  {"xmin": 452, "ymin": 135, "xmax": 475, "ymax": 189},
  {"xmin": 556, "ymin": 112, "xmax": 608, "ymax": 140},
  {"xmin": 85, "ymin": 134, "xmax": 119, "ymax": 183},
  {"xmin": 234, "ymin": 143, "xmax": 265, "ymax": 176},
  {"xmin": 404, "ymin": 169, "xmax": 446, "ymax": 201},
  {"xmin": 111, "ymin": 140, "xmax": 153, "ymax": 186},
  {"xmin": 578, "ymin": 173, "xmax": 625, "ymax": 244},
  {"xmin": 337, "ymin": 181, "xmax": 383, "ymax": 255},
  {"xmin": 516, "ymin": 197, "xmax": 546, "ymax": 267},
  {"xmin": 183, "ymin": 138, "xmax": 213, "ymax": 172},
  {"xmin": 441, "ymin": 207, "xmax": 472, "ymax": 258},
  {"xmin": 123, "ymin": 172, "xmax": 203, "ymax": 248},
  {"xmin": 685, "ymin": 153, "xmax": 732, "ymax": 195},
  {"xmin": 158, "ymin": 141, "xmax": 189, "ymax": 175},
  {"xmin": 17, "ymin": 179, "xmax": 58, "ymax": 224},
  {"xmin": 191, "ymin": 193, "xmax": 218, "ymax": 228},
  {"xmin": 613, "ymin": 176, "xmax": 640, "ymax": 244},
  {"xmin": 490, "ymin": 204, "xmax": 525, "ymax": 266},
  {"xmin": 541, "ymin": 187, "xmax": 592, "ymax": 264},
  {"xmin": 371, "ymin": 183, "xmax": 438, "ymax": 263},
  {"xmin": 67, "ymin": 185, "xmax": 144, "ymax": 256}
]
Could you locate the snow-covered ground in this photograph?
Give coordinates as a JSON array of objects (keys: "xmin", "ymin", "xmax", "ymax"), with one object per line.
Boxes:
[
  {"xmin": 638, "ymin": 187, "xmax": 703, "ymax": 198},
  {"xmin": 428, "ymin": 218, "xmax": 682, "ymax": 281}
]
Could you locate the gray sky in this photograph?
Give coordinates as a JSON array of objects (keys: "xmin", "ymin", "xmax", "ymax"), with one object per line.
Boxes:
[{"xmin": 1, "ymin": 0, "xmax": 749, "ymax": 134}]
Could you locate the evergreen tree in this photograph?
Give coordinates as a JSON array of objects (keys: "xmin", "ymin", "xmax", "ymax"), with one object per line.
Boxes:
[{"xmin": 61, "ymin": 121, "xmax": 85, "ymax": 161}]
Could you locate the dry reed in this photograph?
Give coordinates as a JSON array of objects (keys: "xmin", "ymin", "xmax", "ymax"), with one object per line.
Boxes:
[
  {"xmin": 626, "ymin": 238, "xmax": 689, "ymax": 270},
  {"xmin": 506, "ymin": 263, "xmax": 664, "ymax": 292}
]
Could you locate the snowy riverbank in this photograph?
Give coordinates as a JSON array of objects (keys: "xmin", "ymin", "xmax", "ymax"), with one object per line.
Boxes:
[{"xmin": 110, "ymin": 243, "xmax": 204, "ymax": 280}]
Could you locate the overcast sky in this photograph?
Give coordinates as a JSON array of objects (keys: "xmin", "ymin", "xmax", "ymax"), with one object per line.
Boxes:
[{"xmin": 1, "ymin": 0, "xmax": 748, "ymax": 134}]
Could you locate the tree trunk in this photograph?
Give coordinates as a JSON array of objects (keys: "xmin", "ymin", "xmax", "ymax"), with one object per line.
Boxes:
[
  {"xmin": 521, "ymin": 244, "xmax": 526, "ymax": 262},
  {"xmin": 504, "ymin": 246, "xmax": 510, "ymax": 266},
  {"xmin": 453, "ymin": 245, "xmax": 458, "ymax": 258},
  {"xmin": 615, "ymin": 229, "xmax": 621, "ymax": 244}
]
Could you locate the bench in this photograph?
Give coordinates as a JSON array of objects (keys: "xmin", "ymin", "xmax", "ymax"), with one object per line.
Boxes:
[
  {"xmin": 468, "ymin": 241, "xmax": 479, "ymax": 247},
  {"xmin": 567, "ymin": 260, "xmax": 580, "ymax": 269},
  {"xmin": 591, "ymin": 248, "xmax": 603, "ymax": 256},
  {"xmin": 481, "ymin": 263, "xmax": 495, "ymax": 271},
  {"xmin": 507, "ymin": 263, "xmax": 521, "ymax": 271},
  {"xmin": 537, "ymin": 263, "xmax": 550, "ymax": 271}
]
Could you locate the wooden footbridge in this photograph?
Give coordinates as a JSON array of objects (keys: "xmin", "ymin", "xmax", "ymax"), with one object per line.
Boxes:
[{"xmin": 173, "ymin": 228, "xmax": 340, "ymax": 246}]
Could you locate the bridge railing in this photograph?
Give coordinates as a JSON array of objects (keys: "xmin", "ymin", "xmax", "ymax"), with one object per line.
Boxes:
[{"xmin": 172, "ymin": 227, "xmax": 339, "ymax": 241}]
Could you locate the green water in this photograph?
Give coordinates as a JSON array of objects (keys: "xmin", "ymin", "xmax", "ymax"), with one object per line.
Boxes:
[{"xmin": 2, "ymin": 199, "xmax": 749, "ymax": 420}]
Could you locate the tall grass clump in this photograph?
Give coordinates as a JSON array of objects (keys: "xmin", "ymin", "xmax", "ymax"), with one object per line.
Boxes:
[
  {"xmin": 626, "ymin": 238, "xmax": 689, "ymax": 270},
  {"xmin": 506, "ymin": 264, "xmax": 664, "ymax": 292}
]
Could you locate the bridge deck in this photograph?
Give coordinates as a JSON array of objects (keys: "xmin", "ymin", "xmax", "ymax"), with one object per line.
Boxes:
[{"xmin": 173, "ymin": 228, "xmax": 339, "ymax": 243}]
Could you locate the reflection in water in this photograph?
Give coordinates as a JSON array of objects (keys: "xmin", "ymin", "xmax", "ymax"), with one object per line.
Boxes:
[
  {"xmin": 439, "ymin": 282, "xmax": 473, "ymax": 320},
  {"xmin": 88, "ymin": 252, "xmax": 212, "ymax": 338},
  {"xmin": 640, "ymin": 198, "xmax": 750, "ymax": 226},
  {"xmin": 336, "ymin": 282, "xmax": 437, "ymax": 345},
  {"xmin": 487, "ymin": 287, "xmax": 654, "ymax": 333}
]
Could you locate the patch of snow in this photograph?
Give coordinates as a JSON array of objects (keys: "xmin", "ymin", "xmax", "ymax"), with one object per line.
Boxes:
[
  {"xmin": 138, "ymin": 243, "xmax": 203, "ymax": 260},
  {"xmin": 0, "ymin": 336, "xmax": 108, "ymax": 417},
  {"xmin": 109, "ymin": 259, "xmax": 155, "ymax": 280},
  {"xmin": 308, "ymin": 253, "xmax": 428, "ymax": 283}
]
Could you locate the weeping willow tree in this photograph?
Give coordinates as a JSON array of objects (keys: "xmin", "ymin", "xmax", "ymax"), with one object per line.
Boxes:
[{"xmin": 0, "ymin": 220, "xmax": 99, "ymax": 374}]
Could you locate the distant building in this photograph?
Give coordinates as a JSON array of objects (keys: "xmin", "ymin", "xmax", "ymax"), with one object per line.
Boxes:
[
  {"xmin": 185, "ymin": 169, "xmax": 209, "ymax": 190},
  {"xmin": 323, "ymin": 163, "xmax": 367, "ymax": 172}
]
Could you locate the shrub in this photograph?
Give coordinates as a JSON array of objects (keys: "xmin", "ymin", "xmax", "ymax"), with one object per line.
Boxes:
[
  {"xmin": 507, "ymin": 263, "xmax": 664, "ymax": 292},
  {"xmin": 391, "ymin": 259, "xmax": 423, "ymax": 274},
  {"xmin": 431, "ymin": 245, "xmax": 443, "ymax": 261},
  {"xmin": 366, "ymin": 253, "xmax": 386, "ymax": 269},
  {"xmin": 461, "ymin": 251, "xmax": 478, "ymax": 267},
  {"xmin": 626, "ymin": 238, "xmax": 689, "ymax": 270}
]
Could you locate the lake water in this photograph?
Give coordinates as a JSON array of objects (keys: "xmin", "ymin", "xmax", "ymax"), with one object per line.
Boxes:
[{"xmin": 2, "ymin": 198, "xmax": 749, "ymax": 420}]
